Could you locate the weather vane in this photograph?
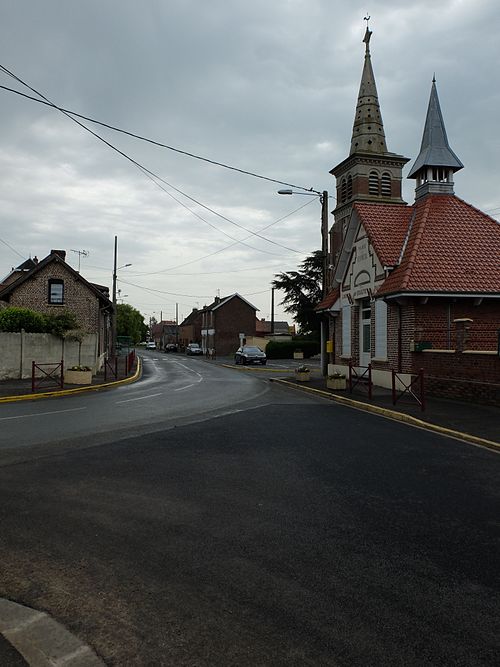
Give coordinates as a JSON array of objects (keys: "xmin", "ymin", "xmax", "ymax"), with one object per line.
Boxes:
[{"xmin": 364, "ymin": 14, "xmax": 371, "ymax": 28}]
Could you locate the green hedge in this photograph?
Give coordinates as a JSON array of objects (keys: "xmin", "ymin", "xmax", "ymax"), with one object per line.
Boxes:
[
  {"xmin": 0, "ymin": 307, "xmax": 78, "ymax": 335},
  {"xmin": 265, "ymin": 339, "xmax": 320, "ymax": 359}
]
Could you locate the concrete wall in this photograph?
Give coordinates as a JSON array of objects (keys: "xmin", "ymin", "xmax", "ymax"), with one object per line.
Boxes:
[{"xmin": 0, "ymin": 332, "xmax": 99, "ymax": 379}]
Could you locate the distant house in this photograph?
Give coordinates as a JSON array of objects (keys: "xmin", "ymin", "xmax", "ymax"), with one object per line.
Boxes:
[
  {"xmin": 151, "ymin": 320, "xmax": 178, "ymax": 349},
  {"xmin": 0, "ymin": 249, "xmax": 112, "ymax": 356},
  {"xmin": 201, "ymin": 294, "xmax": 258, "ymax": 356},
  {"xmin": 178, "ymin": 308, "xmax": 203, "ymax": 348},
  {"xmin": 255, "ymin": 318, "xmax": 291, "ymax": 337}
]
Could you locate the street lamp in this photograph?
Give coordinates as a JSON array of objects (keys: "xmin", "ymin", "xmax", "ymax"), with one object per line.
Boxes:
[
  {"xmin": 111, "ymin": 234, "xmax": 132, "ymax": 358},
  {"xmin": 278, "ymin": 189, "xmax": 330, "ymax": 376}
]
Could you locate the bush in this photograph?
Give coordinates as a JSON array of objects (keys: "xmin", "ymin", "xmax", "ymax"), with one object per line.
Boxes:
[
  {"xmin": 0, "ymin": 307, "xmax": 78, "ymax": 336},
  {"xmin": 45, "ymin": 311, "xmax": 78, "ymax": 337},
  {"xmin": 265, "ymin": 339, "xmax": 320, "ymax": 359},
  {"xmin": 0, "ymin": 307, "xmax": 47, "ymax": 332}
]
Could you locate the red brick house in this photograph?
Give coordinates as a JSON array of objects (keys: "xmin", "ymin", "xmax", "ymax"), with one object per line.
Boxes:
[
  {"xmin": 201, "ymin": 294, "xmax": 258, "ymax": 356},
  {"xmin": 0, "ymin": 249, "xmax": 112, "ymax": 355},
  {"xmin": 178, "ymin": 308, "xmax": 202, "ymax": 348},
  {"xmin": 151, "ymin": 320, "xmax": 178, "ymax": 349},
  {"xmin": 317, "ymin": 29, "xmax": 500, "ymax": 403}
]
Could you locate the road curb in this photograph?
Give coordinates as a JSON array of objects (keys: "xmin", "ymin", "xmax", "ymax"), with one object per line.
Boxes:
[
  {"xmin": 0, "ymin": 598, "xmax": 105, "ymax": 666},
  {"xmin": 271, "ymin": 378, "xmax": 500, "ymax": 453},
  {"xmin": 0, "ymin": 358, "xmax": 142, "ymax": 404},
  {"xmin": 220, "ymin": 363, "xmax": 321, "ymax": 375}
]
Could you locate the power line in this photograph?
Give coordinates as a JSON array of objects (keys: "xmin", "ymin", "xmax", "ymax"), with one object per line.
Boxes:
[
  {"xmin": 0, "ymin": 82, "xmax": 321, "ymax": 194},
  {"xmin": 0, "ymin": 66, "xmax": 300, "ymax": 255},
  {"xmin": 0, "ymin": 237, "xmax": 25, "ymax": 259}
]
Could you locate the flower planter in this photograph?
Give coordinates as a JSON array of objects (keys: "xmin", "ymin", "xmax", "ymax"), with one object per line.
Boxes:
[
  {"xmin": 293, "ymin": 351, "xmax": 304, "ymax": 360},
  {"xmin": 295, "ymin": 371, "xmax": 310, "ymax": 382},
  {"xmin": 327, "ymin": 377, "xmax": 346, "ymax": 390},
  {"xmin": 65, "ymin": 369, "xmax": 92, "ymax": 385}
]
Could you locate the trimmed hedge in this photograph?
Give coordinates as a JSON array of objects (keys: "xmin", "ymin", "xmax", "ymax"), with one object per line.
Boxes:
[
  {"xmin": 265, "ymin": 339, "xmax": 320, "ymax": 359},
  {"xmin": 0, "ymin": 306, "xmax": 78, "ymax": 335}
]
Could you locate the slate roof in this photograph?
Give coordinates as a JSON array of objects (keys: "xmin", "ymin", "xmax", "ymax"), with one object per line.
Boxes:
[{"xmin": 374, "ymin": 195, "xmax": 500, "ymax": 296}]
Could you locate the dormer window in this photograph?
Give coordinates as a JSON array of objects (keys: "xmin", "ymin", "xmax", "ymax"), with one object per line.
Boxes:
[{"xmin": 48, "ymin": 279, "xmax": 64, "ymax": 304}]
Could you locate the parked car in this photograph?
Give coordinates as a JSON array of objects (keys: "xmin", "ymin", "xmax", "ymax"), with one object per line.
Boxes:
[
  {"xmin": 164, "ymin": 343, "xmax": 177, "ymax": 352},
  {"xmin": 186, "ymin": 343, "xmax": 203, "ymax": 356},
  {"xmin": 146, "ymin": 341, "xmax": 156, "ymax": 349},
  {"xmin": 234, "ymin": 346, "xmax": 267, "ymax": 365}
]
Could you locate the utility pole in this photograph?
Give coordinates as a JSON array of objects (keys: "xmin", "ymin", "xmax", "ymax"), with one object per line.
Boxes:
[
  {"xmin": 271, "ymin": 287, "xmax": 275, "ymax": 335},
  {"xmin": 111, "ymin": 236, "xmax": 117, "ymax": 358},
  {"xmin": 320, "ymin": 191, "xmax": 329, "ymax": 377}
]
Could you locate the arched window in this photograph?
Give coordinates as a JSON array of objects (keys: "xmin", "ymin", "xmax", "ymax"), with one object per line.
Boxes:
[
  {"xmin": 347, "ymin": 174, "xmax": 353, "ymax": 200},
  {"xmin": 341, "ymin": 178, "xmax": 347, "ymax": 203},
  {"xmin": 381, "ymin": 172, "xmax": 391, "ymax": 197},
  {"xmin": 369, "ymin": 171, "xmax": 379, "ymax": 195}
]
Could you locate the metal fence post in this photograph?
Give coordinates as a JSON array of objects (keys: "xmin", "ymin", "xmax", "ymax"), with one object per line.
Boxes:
[
  {"xmin": 420, "ymin": 368, "xmax": 425, "ymax": 412},
  {"xmin": 60, "ymin": 358, "xmax": 64, "ymax": 388},
  {"xmin": 392, "ymin": 369, "xmax": 396, "ymax": 405},
  {"xmin": 32, "ymin": 360, "xmax": 35, "ymax": 393},
  {"xmin": 368, "ymin": 364, "xmax": 372, "ymax": 400}
]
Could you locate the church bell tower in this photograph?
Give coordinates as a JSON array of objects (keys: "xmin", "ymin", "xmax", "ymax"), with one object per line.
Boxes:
[{"xmin": 329, "ymin": 27, "xmax": 409, "ymax": 266}]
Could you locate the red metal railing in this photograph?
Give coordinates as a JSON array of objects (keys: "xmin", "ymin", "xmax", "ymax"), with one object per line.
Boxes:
[
  {"xmin": 348, "ymin": 363, "xmax": 373, "ymax": 399},
  {"xmin": 32, "ymin": 359, "xmax": 64, "ymax": 393},
  {"xmin": 392, "ymin": 368, "xmax": 425, "ymax": 411}
]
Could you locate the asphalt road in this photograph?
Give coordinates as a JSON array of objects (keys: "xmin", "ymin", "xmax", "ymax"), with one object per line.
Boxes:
[{"xmin": 0, "ymin": 352, "xmax": 498, "ymax": 665}]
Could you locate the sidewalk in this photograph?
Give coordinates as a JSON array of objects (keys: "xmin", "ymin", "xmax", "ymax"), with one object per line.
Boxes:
[
  {"xmin": 273, "ymin": 373, "xmax": 500, "ymax": 447},
  {"xmin": 0, "ymin": 360, "xmax": 140, "ymax": 401}
]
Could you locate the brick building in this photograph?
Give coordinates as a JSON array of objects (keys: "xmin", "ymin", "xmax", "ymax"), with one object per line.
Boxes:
[
  {"xmin": 0, "ymin": 249, "xmax": 112, "ymax": 355},
  {"xmin": 317, "ymin": 28, "xmax": 500, "ymax": 403}
]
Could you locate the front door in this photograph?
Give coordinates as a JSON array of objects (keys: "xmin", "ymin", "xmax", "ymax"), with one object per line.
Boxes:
[{"xmin": 359, "ymin": 298, "xmax": 371, "ymax": 368}]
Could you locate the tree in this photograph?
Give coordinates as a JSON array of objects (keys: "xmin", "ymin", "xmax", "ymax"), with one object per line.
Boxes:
[
  {"xmin": 116, "ymin": 304, "xmax": 147, "ymax": 344},
  {"xmin": 272, "ymin": 250, "xmax": 323, "ymax": 338}
]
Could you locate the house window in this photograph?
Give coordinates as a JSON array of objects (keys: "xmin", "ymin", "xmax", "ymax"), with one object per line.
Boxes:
[
  {"xmin": 341, "ymin": 305, "xmax": 351, "ymax": 357},
  {"xmin": 381, "ymin": 172, "xmax": 391, "ymax": 197},
  {"xmin": 369, "ymin": 171, "xmax": 379, "ymax": 195},
  {"xmin": 374, "ymin": 299, "xmax": 388, "ymax": 358},
  {"xmin": 48, "ymin": 279, "xmax": 64, "ymax": 304}
]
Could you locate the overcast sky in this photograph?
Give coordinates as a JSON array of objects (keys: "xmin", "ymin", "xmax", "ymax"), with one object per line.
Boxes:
[{"xmin": 1, "ymin": 0, "xmax": 498, "ymax": 325}]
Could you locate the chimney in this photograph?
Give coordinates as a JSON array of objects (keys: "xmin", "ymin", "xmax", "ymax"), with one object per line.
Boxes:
[
  {"xmin": 214, "ymin": 296, "xmax": 220, "ymax": 304},
  {"xmin": 33, "ymin": 256, "xmax": 38, "ymax": 264},
  {"xmin": 51, "ymin": 249, "xmax": 66, "ymax": 261}
]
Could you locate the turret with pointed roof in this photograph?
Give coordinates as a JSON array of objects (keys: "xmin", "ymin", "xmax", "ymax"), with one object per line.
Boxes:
[{"xmin": 408, "ymin": 78, "xmax": 463, "ymax": 199}]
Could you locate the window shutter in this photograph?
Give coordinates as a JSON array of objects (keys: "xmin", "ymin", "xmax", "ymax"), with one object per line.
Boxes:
[
  {"xmin": 375, "ymin": 300, "xmax": 387, "ymax": 358},
  {"xmin": 342, "ymin": 305, "xmax": 351, "ymax": 357}
]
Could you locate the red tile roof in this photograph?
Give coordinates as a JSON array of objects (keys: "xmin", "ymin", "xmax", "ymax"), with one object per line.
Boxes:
[
  {"xmin": 315, "ymin": 287, "xmax": 340, "ymax": 311},
  {"xmin": 354, "ymin": 203, "xmax": 413, "ymax": 267},
  {"xmin": 377, "ymin": 195, "xmax": 500, "ymax": 296}
]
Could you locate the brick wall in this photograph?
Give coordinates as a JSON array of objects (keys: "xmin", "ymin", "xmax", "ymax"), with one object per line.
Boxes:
[
  {"xmin": 8, "ymin": 262, "xmax": 102, "ymax": 332},
  {"xmin": 214, "ymin": 298, "xmax": 256, "ymax": 356}
]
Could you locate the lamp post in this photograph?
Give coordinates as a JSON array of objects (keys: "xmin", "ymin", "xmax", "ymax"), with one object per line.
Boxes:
[
  {"xmin": 111, "ymin": 234, "xmax": 132, "ymax": 358},
  {"xmin": 278, "ymin": 189, "xmax": 330, "ymax": 375}
]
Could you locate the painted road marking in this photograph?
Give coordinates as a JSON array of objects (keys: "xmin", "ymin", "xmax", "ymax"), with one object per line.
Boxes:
[
  {"xmin": 0, "ymin": 407, "xmax": 87, "ymax": 421},
  {"xmin": 116, "ymin": 392, "xmax": 163, "ymax": 404}
]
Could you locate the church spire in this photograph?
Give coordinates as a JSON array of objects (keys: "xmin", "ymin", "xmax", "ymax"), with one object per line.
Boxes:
[
  {"xmin": 408, "ymin": 78, "xmax": 463, "ymax": 197},
  {"xmin": 350, "ymin": 27, "xmax": 388, "ymax": 155}
]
